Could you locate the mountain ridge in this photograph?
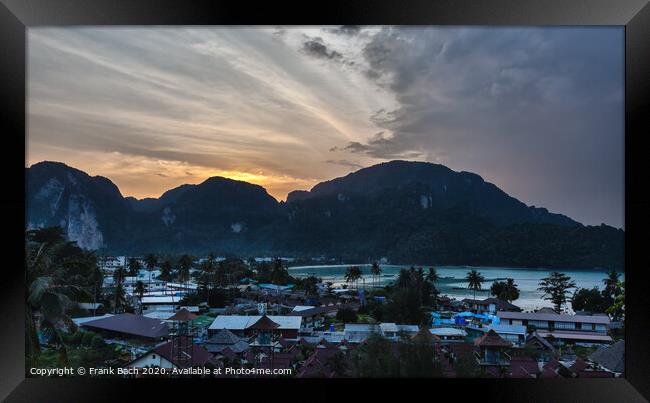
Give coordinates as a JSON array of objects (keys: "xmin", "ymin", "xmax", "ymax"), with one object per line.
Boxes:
[{"xmin": 25, "ymin": 160, "xmax": 624, "ymax": 269}]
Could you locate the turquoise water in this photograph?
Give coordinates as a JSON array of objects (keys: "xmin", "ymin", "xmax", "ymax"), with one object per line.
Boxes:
[{"xmin": 288, "ymin": 264, "xmax": 624, "ymax": 312}]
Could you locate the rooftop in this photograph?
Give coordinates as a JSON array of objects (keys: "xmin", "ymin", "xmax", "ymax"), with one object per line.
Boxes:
[
  {"xmin": 589, "ymin": 340, "xmax": 624, "ymax": 373},
  {"xmin": 81, "ymin": 313, "xmax": 169, "ymax": 339},
  {"xmin": 474, "ymin": 329, "xmax": 512, "ymax": 348},
  {"xmin": 209, "ymin": 315, "xmax": 302, "ymax": 330},
  {"xmin": 497, "ymin": 311, "xmax": 611, "ymax": 325}
]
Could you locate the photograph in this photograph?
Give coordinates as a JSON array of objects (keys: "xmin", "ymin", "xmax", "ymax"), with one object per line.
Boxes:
[{"xmin": 25, "ymin": 25, "xmax": 626, "ymax": 379}]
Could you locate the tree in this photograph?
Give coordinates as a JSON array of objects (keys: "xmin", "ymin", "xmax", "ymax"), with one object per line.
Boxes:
[
  {"xmin": 606, "ymin": 281, "xmax": 625, "ymax": 321},
  {"xmin": 144, "ymin": 254, "xmax": 157, "ymax": 290},
  {"xmin": 425, "ymin": 267, "xmax": 440, "ymax": 286},
  {"xmin": 178, "ymin": 255, "xmax": 193, "ymax": 290},
  {"xmin": 270, "ymin": 259, "xmax": 289, "ymax": 285},
  {"xmin": 370, "ymin": 262, "xmax": 382, "ymax": 289},
  {"xmin": 603, "ymin": 270, "xmax": 621, "ymax": 299},
  {"xmin": 571, "ymin": 287, "xmax": 606, "ymax": 313},
  {"xmin": 352, "ymin": 333, "xmax": 400, "ymax": 377},
  {"xmin": 295, "ymin": 276, "xmax": 320, "ymax": 298},
  {"xmin": 25, "ymin": 227, "xmax": 91, "ymax": 368},
  {"xmin": 465, "ymin": 270, "xmax": 485, "ymax": 301},
  {"xmin": 398, "ymin": 338, "xmax": 442, "ymax": 377},
  {"xmin": 112, "ymin": 266, "xmax": 127, "ymax": 314},
  {"xmin": 159, "ymin": 259, "xmax": 173, "ymax": 282},
  {"xmin": 200, "ymin": 253, "xmax": 217, "ymax": 304},
  {"xmin": 127, "ymin": 257, "xmax": 141, "ymax": 277},
  {"xmin": 538, "ymin": 272, "xmax": 576, "ymax": 313},
  {"xmin": 336, "ymin": 307, "xmax": 357, "ymax": 323},
  {"xmin": 490, "ymin": 278, "xmax": 520, "ymax": 302},
  {"xmin": 345, "ymin": 266, "xmax": 362, "ymax": 290},
  {"xmin": 326, "ymin": 351, "xmax": 348, "ymax": 377},
  {"xmin": 134, "ymin": 281, "xmax": 146, "ymax": 302}
]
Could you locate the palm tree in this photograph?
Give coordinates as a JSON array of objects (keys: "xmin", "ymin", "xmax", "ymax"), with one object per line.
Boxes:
[
  {"xmin": 112, "ymin": 266, "xmax": 127, "ymax": 314},
  {"xmin": 202, "ymin": 253, "xmax": 217, "ymax": 304},
  {"xmin": 425, "ymin": 267, "xmax": 440, "ymax": 285},
  {"xmin": 89, "ymin": 263, "xmax": 104, "ymax": 317},
  {"xmin": 370, "ymin": 262, "xmax": 381, "ymax": 289},
  {"xmin": 603, "ymin": 270, "xmax": 621, "ymax": 299},
  {"xmin": 345, "ymin": 266, "xmax": 362, "ymax": 290},
  {"xmin": 134, "ymin": 280, "xmax": 146, "ymax": 303},
  {"xmin": 178, "ymin": 255, "xmax": 193, "ymax": 292},
  {"xmin": 144, "ymin": 254, "xmax": 157, "ymax": 291},
  {"xmin": 26, "ymin": 228, "xmax": 89, "ymax": 367},
  {"xmin": 127, "ymin": 257, "xmax": 141, "ymax": 277},
  {"xmin": 465, "ymin": 269, "xmax": 485, "ymax": 301},
  {"xmin": 426, "ymin": 267, "xmax": 440, "ymax": 306}
]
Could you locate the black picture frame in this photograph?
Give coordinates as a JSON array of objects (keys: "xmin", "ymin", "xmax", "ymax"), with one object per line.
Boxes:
[{"xmin": 1, "ymin": 0, "xmax": 649, "ymax": 401}]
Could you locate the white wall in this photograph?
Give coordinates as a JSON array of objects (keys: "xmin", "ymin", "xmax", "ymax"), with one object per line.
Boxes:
[{"xmin": 129, "ymin": 352, "xmax": 175, "ymax": 369}]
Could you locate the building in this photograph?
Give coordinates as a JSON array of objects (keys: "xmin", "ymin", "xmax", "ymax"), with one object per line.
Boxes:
[
  {"xmin": 468, "ymin": 324, "xmax": 527, "ymax": 347},
  {"xmin": 289, "ymin": 305, "xmax": 340, "ymax": 329},
  {"xmin": 127, "ymin": 336, "xmax": 216, "ymax": 370},
  {"xmin": 496, "ymin": 311, "xmax": 612, "ymax": 344},
  {"xmin": 429, "ymin": 327, "xmax": 467, "ymax": 343},
  {"xmin": 462, "ymin": 298, "xmax": 522, "ymax": 314},
  {"xmin": 140, "ymin": 296, "xmax": 181, "ymax": 312},
  {"xmin": 524, "ymin": 331, "xmax": 556, "ymax": 362},
  {"xmin": 80, "ymin": 313, "xmax": 169, "ymax": 341},
  {"xmin": 203, "ymin": 329, "xmax": 250, "ymax": 354},
  {"xmin": 208, "ymin": 315, "xmax": 302, "ymax": 339},
  {"xmin": 589, "ymin": 340, "xmax": 624, "ymax": 375},
  {"xmin": 474, "ymin": 329, "xmax": 512, "ymax": 369},
  {"xmin": 343, "ymin": 323, "xmax": 419, "ymax": 343}
]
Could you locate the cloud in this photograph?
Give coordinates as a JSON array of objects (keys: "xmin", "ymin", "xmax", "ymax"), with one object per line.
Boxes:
[
  {"xmin": 27, "ymin": 26, "xmax": 624, "ymax": 227},
  {"xmin": 327, "ymin": 25, "xmax": 362, "ymax": 36},
  {"xmin": 324, "ymin": 159, "xmax": 363, "ymax": 169},
  {"xmin": 302, "ymin": 38, "xmax": 343, "ymax": 60},
  {"xmin": 333, "ymin": 26, "xmax": 624, "ymax": 226}
]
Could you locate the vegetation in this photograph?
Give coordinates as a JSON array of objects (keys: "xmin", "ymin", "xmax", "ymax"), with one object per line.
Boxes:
[
  {"xmin": 465, "ymin": 269, "xmax": 485, "ymax": 301},
  {"xmin": 538, "ymin": 272, "xmax": 576, "ymax": 313},
  {"xmin": 490, "ymin": 278, "xmax": 520, "ymax": 302},
  {"xmin": 606, "ymin": 281, "xmax": 625, "ymax": 321},
  {"xmin": 571, "ymin": 287, "xmax": 607, "ymax": 313},
  {"xmin": 370, "ymin": 262, "xmax": 382, "ymax": 289},
  {"xmin": 351, "ymin": 333, "xmax": 442, "ymax": 377},
  {"xmin": 26, "ymin": 227, "xmax": 96, "ymax": 368},
  {"xmin": 336, "ymin": 307, "xmax": 357, "ymax": 323},
  {"xmin": 344, "ymin": 266, "xmax": 363, "ymax": 290}
]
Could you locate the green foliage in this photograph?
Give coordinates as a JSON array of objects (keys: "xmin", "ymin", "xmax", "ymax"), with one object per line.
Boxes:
[
  {"xmin": 538, "ymin": 272, "xmax": 577, "ymax": 313},
  {"xmin": 352, "ymin": 334, "xmax": 400, "ymax": 377},
  {"xmin": 336, "ymin": 307, "xmax": 357, "ymax": 323},
  {"xmin": 490, "ymin": 278, "xmax": 520, "ymax": 302},
  {"xmin": 606, "ymin": 281, "xmax": 625, "ymax": 321},
  {"xmin": 466, "ymin": 269, "xmax": 486, "ymax": 300},
  {"xmin": 398, "ymin": 339, "xmax": 443, "ymax": 377},
  {"xmin": 90, "ymin": 334, "xmax": 106, "ymax": 349},
  {"xmin": 344, "ymin": 266, "xmax": 363, "ymax": 289},
  {"xmin": 571, "ymin": 287, "xmax": 607, "ymax": 313},
  {"xmin": 81, "ymin": 331, "xmax": 96, "ymax": 346}
]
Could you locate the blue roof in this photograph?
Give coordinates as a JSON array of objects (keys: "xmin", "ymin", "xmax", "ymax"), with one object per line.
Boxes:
[{"xmin": 258, "ymin": 283, "xmax": 294, "ymax": 291}]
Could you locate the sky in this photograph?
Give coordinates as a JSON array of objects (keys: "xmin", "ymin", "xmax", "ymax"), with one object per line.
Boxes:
[{"xmin": 27, "ymin": 26, "xmax": 624, "ymax": 228}]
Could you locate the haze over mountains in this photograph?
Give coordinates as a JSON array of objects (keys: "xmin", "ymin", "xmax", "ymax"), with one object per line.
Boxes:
[{"xmin": 26, "ymin": 160, "xmax": 624, "ymax": 269}]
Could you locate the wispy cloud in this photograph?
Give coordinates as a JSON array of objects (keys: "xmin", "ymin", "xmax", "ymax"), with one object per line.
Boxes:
[{"xmin": 27, "ymin": 26, "xmax": 623, "ymax": 226}]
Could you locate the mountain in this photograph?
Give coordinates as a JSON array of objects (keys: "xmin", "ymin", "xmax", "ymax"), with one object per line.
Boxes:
[
  {"xmin": 26, "ymin": 161, "xmax": 131, "ymax": 250},
  {"xmin": 286, "ymin": 160, "xmax": 576, "ymax": 226},
  {"xmin": 25, "ymin": 160, "xmax": 624, "ymax": 269}
]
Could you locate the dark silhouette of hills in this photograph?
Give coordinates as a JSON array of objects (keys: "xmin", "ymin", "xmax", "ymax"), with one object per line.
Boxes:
[{"xmin": 25, "ymin": 160, "xmax": 624, "ymax": 269}]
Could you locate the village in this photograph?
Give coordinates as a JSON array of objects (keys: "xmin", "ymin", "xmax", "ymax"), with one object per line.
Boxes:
[{"xmin": 28, "ymin": 249, "xmax": 623, "ymax": 379}]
